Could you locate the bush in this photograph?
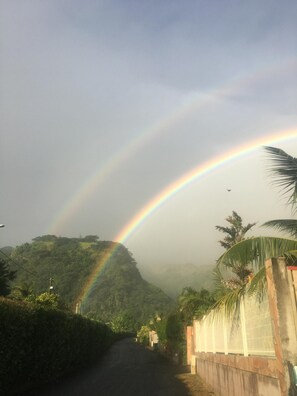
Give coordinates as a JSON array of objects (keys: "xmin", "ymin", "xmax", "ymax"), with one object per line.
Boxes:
[
  {"xmin": 0, "ymin": 297, "xmax": 115, "ymax": 394},
  {"xmin": 137, "ymin": 325, "xmax": 151, "ymax": 345},
  {"xmin": 155, "ymin": 313, "xmax": 186, "ymax": 364}
]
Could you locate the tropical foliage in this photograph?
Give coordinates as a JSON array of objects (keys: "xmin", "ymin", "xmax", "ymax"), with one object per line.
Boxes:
[
  {"xmin": 152, "ymin": 311, "xmax": 185, "ymax": 363},
  {"xmin": 139, "ymin": 286, "xmax": 216, "ymax": 364},
  {"xmin": 177, "ymin": 287, "xmax": 216, "ymax": 324},
  {"xmin": 216, "ymin": 210, "xmax": 256, "ymax": 250},
  {"xmin": 215, "ymin": 146, "xmax": 297, "ymax": 315},
  {"xmin": 213, "ymin": 211, "xmax": 256, "ymax": 313}
]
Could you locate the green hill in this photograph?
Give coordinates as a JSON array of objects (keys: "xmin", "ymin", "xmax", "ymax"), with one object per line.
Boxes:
[{"xmin": 3, "ymin": 235, "xmax": 174, "ymax": 329}]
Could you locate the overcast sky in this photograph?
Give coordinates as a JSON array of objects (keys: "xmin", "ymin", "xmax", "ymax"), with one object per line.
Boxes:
[{"xmin": 1, "ymin": 0, "xmax": 297, "ymax": 270}]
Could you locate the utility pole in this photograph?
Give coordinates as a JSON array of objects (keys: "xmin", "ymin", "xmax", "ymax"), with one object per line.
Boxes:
[
  {"xmin": 49, "ymin": 277, "xmax": 54, "ymax": 294},
  {"xmin": 75, "ymin": 300, "xmax": 81, "ymax": 314}
]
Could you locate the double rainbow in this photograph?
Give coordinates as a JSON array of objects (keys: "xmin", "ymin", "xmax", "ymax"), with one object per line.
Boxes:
[
  {"xmin": 77, "ymin": 128, "xmax": 297, "ymax": 305},
  {"xmin": 49, "ymin": 60, "xmax": 296, "ymax": 236}
]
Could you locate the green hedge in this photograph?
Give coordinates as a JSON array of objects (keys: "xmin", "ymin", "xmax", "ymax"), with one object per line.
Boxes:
[{"xmin": 0, "ymin": 297, "xmax": 115, "ymax": 394}]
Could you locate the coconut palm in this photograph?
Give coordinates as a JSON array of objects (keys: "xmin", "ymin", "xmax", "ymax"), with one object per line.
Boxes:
[
  {"xmin": 215, "ymin": 211, "xmax": 256, "ymax": 292},
  {"xmin": 216, "ymin": 211, "xmax": 256, "ymax": 250},
  {"xmin": 214, "ymin": 146, "xmax": 297, "ymax": 315}
]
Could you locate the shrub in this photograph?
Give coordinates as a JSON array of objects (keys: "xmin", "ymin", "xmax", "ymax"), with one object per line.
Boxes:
[
  {"xmin": 154, "ymin": 313, "xmax": 186, "ymax": 364},
  {"xmin": 0, "ymin": 297, "xmax": 114, "ymax": 394},
  {"xmin": 137, "ymin": 325, "xmax": 151, "ymax": 345}
]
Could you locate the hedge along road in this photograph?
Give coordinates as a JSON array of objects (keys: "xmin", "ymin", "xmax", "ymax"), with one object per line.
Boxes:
[{"xmin": 25, "ymin": 338, "xmax": 214, "ymax": 396}]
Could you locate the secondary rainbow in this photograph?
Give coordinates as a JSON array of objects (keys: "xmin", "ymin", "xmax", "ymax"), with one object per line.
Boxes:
[
  {"xmin": 77, "ymin": 127, "xmax": 297, "ymax": 305},
  {"xmin": 49, "ymin": 60, "xmax": 296, "ymax": 236}
]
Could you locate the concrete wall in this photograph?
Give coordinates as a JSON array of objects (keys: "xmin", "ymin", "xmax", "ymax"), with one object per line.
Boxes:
[
  {"xmin": 191, "ymin": 352, "xmax": 280, "ymax": 396},
  {"xmin": 187, "ymin": 259, "xmax": 297, "ymax": 395}
]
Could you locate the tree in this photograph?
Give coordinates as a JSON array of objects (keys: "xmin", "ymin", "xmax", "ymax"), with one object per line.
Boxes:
[
  {"xmin": 110, "ymin": 311, "xmax": 138, "ymax": 333},
  {"xmin": 10, "ymin": 282, "xmax": 35, "ymax": 301},
  {"xmin": 0, "ymin": 257, "xmax": 16, "ymax": 296},
  {"xmin": 82, "ymin": 235, "xmax": 99, "ymax": 243},
  {"xmin": 34, "ymin": 292, "xmax": 60, "ymax": 309},
  {"xmin": 178, "ymin": 287, "xmax": 216, "ymax": 324},
  {"xmin": 216, "ymin": 146, "xmax": 297, "ymax": 314},
  {"xmin": 215, "ymin": 211, "xmax": 256, "ymax": 287},
  {"xmin": 213, "ymin": 212, "xmax": 256, "ymax": 314},
  {"xmin": 216, "ymin": 211, "xmax": 256, "ymax": 250}
]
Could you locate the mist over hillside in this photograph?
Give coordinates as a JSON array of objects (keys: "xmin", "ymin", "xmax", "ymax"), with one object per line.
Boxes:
[{"xmin": 138, "ymin": 262, "xmax": 214, "ymax": 299}]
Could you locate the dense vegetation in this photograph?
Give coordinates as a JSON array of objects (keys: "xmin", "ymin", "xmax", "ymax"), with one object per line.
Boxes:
[
  {"xmin": 4, "ymin": 235, "xmax": 174, "ymax": 330},
  {"xmin": 0, "ymin": 257, "xmax": 16, "ymax": 296},
  {"xmin": 0, "ymin": 297, "xmax": 115, "ymax": 395},
  {"xmin": 216, "ymin": 147, "xmax": 297, "ymax": 315},
  {"xmin": 137, "ymin": 287, "xmax": 216, "ymax": 364},
  {"xmin": 82, "ymin": 243, "xmax": 174, "ymax": 328}
]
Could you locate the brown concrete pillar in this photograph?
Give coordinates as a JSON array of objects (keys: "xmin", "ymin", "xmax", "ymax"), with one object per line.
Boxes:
[
  {"xmin": 186, "ymin": 326, "xmax": 194, "ymax": 365},
  {"xmin": 266, "ymin": 258, "xmax": 297, "ymax": 395}
]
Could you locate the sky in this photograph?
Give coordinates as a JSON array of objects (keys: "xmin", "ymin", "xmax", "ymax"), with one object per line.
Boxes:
[{"xmin": 1, "ymin": 0, "xmax": 297, "ymax": 271}]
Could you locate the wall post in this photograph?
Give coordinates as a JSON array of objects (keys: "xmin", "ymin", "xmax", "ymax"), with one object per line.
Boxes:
[
  {"xmin": 265, "ymin": 258, "xmax": 297, "ymax": 395},
  {"xmin": 186, "ymin": 326, "xmax": 193, "ymax": 365}
]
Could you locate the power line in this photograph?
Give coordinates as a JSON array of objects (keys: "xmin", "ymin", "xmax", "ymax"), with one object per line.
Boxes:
[
  {"xmin": 0, "ymin": 251, "xmax": 70, "ymax": 292},
  {"xmin": 0, "ymin": 249, "xmax": 38, "ymax": 278}
]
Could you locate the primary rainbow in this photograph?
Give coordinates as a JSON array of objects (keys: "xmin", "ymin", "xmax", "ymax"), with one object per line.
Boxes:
[
  {"xmin": 77, "ymin": 127, "xmax": 297, "ymax": 305},
  {"xmin": 49, "ymin": 60, "xmax": 296, "ymax": 236}
]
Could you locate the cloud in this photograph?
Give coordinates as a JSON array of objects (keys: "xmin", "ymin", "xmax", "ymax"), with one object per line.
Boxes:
[{"xmin": 1, "ymin": 0, "xmax": 297, "ymax": 272}]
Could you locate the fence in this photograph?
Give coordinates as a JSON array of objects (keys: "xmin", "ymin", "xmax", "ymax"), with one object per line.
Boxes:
[
  {"xmin": 188, "ymin": 260, "xmax": 297, "ymax": 395},
  {"xmin": 193, "ymin": 291, "xmax": 275, "ymax": 357}
]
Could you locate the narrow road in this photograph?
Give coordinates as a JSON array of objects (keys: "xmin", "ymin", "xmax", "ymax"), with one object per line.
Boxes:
[{"xmin": 25, "ymin": 338, "xmax": 213, "ymax": 396}]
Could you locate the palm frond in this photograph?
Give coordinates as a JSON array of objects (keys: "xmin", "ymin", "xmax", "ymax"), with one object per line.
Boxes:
[
  {"xmin": 241, "ymin": 222, "xmax": 257, "ymax": 236},
  {"xmin": 217, "ymin": 236, "xmax": 297, "ymax": 270},
  {"xmin": 212, "ymin": 266, "xmax": 239, "ymax": 295},
  {"xmin": 211, "ymin": 286, "xmax": 245, "ymax": 320},
  {"xmin": 262, "ymin": 219, "xmax": 297, "ymax": 238},
  {"xmin": 264, "ymin": 146, "xmax": 297, "ymax": 210},
  {"xmin": 212, "ymin": 266, "xmax": 225, "ymax": 291},
  {"xmin": 246, "ymin": 266, "xmax": 267, "ymax": 300},
  {"xmin": 283, "ymin": 250, "xmax": 297, "ymax": 265}
]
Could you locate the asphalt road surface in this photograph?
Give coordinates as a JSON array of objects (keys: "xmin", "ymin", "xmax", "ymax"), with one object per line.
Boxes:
[{"xmin": 24, "ymin": 338, "xmax": 213, "ymax": 396}]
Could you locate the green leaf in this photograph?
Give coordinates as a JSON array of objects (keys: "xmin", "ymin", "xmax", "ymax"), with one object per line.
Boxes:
[{"xmin": 217, "ymin": 236, "xmax": 297, "ymax": 270}]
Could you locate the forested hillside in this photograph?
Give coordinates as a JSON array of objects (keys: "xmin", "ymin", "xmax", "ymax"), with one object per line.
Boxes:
[{"xmin": 4, "ymin": 235, "xmax": 173, "ymax": 329}]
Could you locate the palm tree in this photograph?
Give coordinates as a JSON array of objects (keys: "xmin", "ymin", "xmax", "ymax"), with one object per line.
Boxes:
[
  {"xmin": 216, "ymin": 211, "xmax": 256, "ymax": 250},
  {"xmin": 215, "ymin": 211, "xmax": 256, "ymax": 290},
  {"xmin": 216, "ymin": 146, "xmax": 297, "ymax": 314}
]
